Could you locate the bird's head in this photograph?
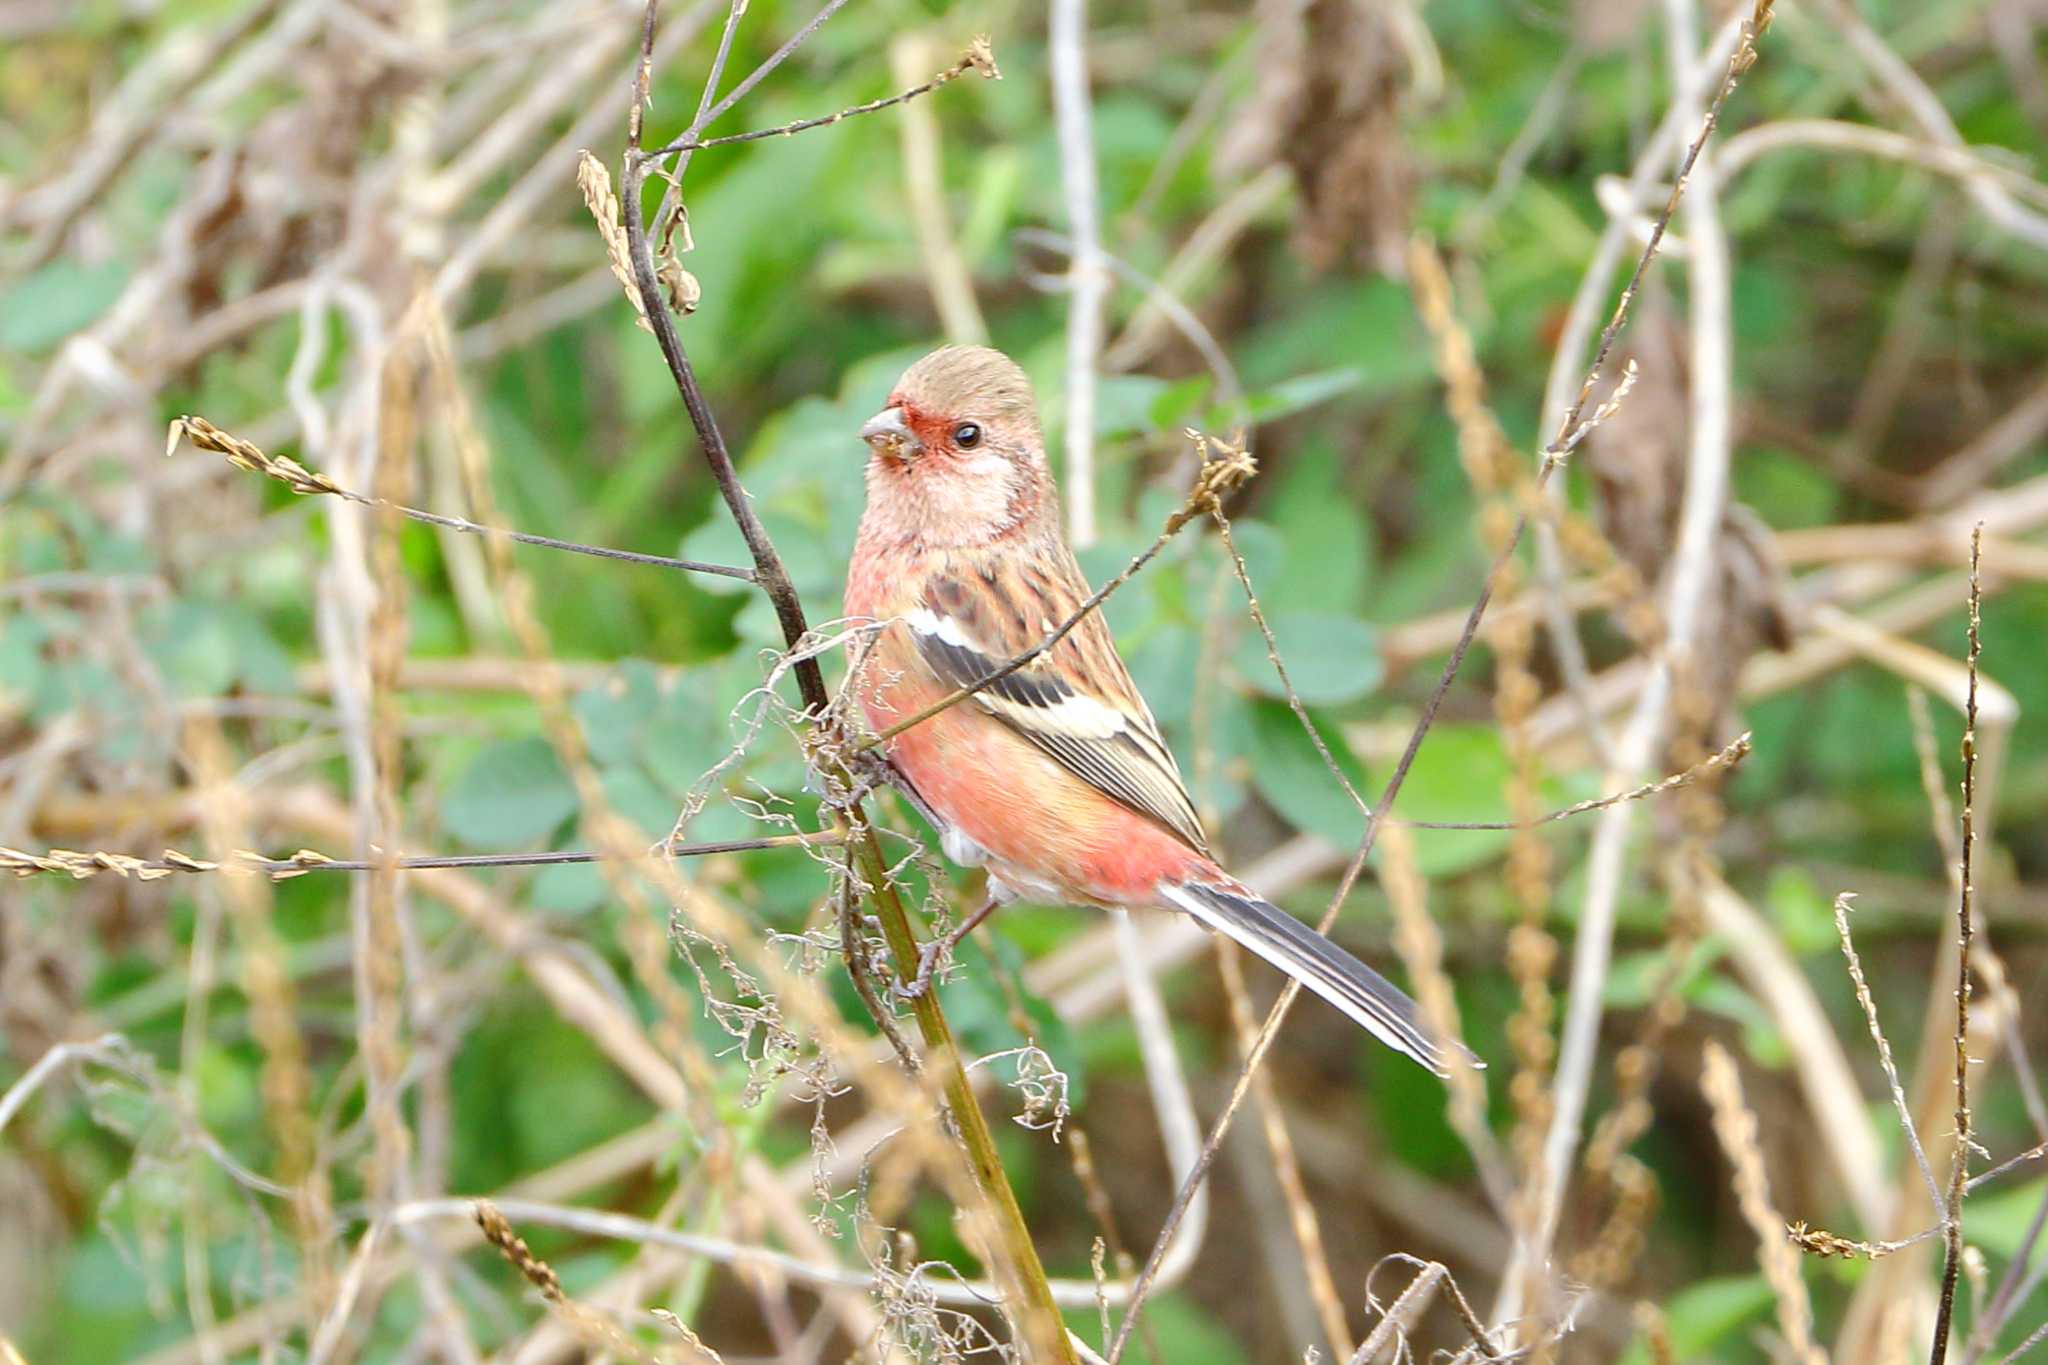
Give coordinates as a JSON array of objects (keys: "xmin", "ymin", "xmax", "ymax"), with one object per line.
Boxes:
[{"xmin": 857, "ymin": 345, "xmax": 1054, "ymax": 547}]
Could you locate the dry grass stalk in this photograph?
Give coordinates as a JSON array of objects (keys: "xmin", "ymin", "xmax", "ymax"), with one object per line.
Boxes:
[
  {"xmin": 1575, "ymin": 677, "xmax": 1731, "ymax": 1292},
  {"xmin": 649, "ymin": 37, "xmax": 998, "ymax": 156},
  {"xmin": 578, "ymin": 150, "xmax": 665, "ymax": 331},
  {"xmin": 0, "ymin": 836, "xmax": 825, "ymax": 882},
  {"xmin": 474, "ymin": 1201, "xmax": 682, "ymax": 1364},
  {"xmin": 1506, "ymin": 0, "xmax": 1775, "ymax": 1332},
  {"xmin": 1930, "ymin": 526, "xmax": 1984, "ymax": 1365},
  {"xmin": 1634, "ymin": 1301, "xmax": 1677, "ymax": 1365},
  {"xmin": 1834, "ymin": 891, "xmax": 1946, "ymax": 1219},
  {"xmin": 1788, "ymin": 1220, "xmax": 1935, "ymax": 1260},
  {"xmin": 1379, "ymin": 821, "xmax": 1511, "ymax": 1210},
  {"xmin": 168, "ymin": 414, "xmax": 344, "ymax": 496},
  {"xmin": 359, "ymin": 321, "xmax": 421, "ymax": 1212},
  {"xmin": 891, "ymin": 31, "xmax": 991, "ymax": 344},
  {"xmin": 1350, "ymin": 1259, "xmax": 1444, "ymax": 1365},
  {"xmin": 181, "ymin": 718, "xmax": 335, "ymax": 1319},
  {"xmin": 1405, "ymin": 234, "xmax": 1559, "ymax": 1294},
  {"xmin": 1400, "ymin": 732, "xmax": 1750, "ymax": 831},
  {"xmin": 1214, "ymin": 943, "xmax": 1354, "ymax": 1356},
  {"xmin": 1699, "ymin": 1041, "xmax": 1827, "ymax": 1365},
  {"xmin": 419, "ymin": 305, "xmax": 730, "ymax": 1144}
]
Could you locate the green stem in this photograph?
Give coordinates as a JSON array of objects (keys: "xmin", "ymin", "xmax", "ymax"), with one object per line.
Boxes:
[{"xmin": 848, "ymin": 822, "xmax": 1076, "ymax": 1363}]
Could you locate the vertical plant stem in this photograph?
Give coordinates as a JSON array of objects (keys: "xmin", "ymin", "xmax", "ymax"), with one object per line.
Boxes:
[
  {"xmin": 1050, "ymin": 0, "xmax": 1104, "ymax": 548},
  {"xmin": 1930, "ymin": 526, "xmax": 1983, "ymax": 1365},
  {"xmin": 848, "ymin": 830, "xmax": 1074, "ymax": 1360}
]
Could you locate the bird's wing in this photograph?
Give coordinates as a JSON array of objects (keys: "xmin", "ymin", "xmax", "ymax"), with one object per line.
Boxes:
[{"xmin": 906, "ymin": 550, "xmax": 1210, "ymax": 856}]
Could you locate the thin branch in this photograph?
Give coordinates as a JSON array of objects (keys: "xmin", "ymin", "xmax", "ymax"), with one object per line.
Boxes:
[
  {"xmin": 646, "ymin": 39, "xmax": 996, "ymax": 155},
  {"xmin": 1966, "ymin": 1139, "xmax": 2048, "ymax": 1195},
  {"xmin": 167, "ymin": 415, "xmax": 755, "ymax": 582},
  {"xmin": 1931, "ymin": 525, "xmax": 1984, "ymax": 1365},
  {"xmin": 0, "ymin": 1033, "xmax": 125, "ymax": 1135},
  {"xmin": 1790, "ymin": 1220, "xmax": 1943, "ymax": 1260},
  {"xmin": 0, "ymin": 832, "xmax": 844, "ymax": 884},
  {"xmin": 1835, "ymin": 889, "xmax": 1948, "ymax": 1220},
  {"xmin": 644, "ymin": 0, "xmax": 855, "ymax": 161},
  {"xmin": 1995, "ymin": 1322, "xmax": 2048, "ymax": 1365},
  {"xmin": 1400, "ymin": 732, "xmax": 1750, "ymax": 830}
]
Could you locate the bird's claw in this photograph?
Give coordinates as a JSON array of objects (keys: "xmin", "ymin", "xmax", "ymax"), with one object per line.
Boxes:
[{"xmin": 889, "ymin": 936, "xmax": 951, "ymax": 1002}]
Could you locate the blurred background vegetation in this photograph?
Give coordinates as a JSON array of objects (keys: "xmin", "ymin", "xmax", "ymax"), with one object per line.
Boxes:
[{"xmin": 3, "ymin": 0, "xmax": 2047, "ymax": 1360}]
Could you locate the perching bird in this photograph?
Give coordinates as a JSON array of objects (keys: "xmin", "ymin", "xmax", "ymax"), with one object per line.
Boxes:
[{"xmin": 844, "ymin": 345, "xmax": 1474, "ymax": 1078}]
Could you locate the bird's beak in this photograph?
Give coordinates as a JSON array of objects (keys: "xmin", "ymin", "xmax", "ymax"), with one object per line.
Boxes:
[{"xmin": 859, "ymin": 406, "xmax": 923, "ymax": 462}]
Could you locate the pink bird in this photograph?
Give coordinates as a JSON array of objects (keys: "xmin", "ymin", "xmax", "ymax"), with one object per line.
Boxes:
[{"xmin": 844, "ymin": 345, "xmax": 1472, "ymax": 1077}]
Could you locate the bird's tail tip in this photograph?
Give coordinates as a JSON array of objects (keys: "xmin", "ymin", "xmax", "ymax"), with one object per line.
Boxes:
[{"xmin": 1161, "ymin": 878, "xmax": 1486, "ymax": 1080}]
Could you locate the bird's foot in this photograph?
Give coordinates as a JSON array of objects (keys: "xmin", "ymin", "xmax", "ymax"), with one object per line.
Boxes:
[
  {"xmin": 887, "ymin": 895, "xmax": 1001, "ymax": 1002},
  {"xmin": 889, "ymin": 936, "xmax": 952, "ymax": 1002}
]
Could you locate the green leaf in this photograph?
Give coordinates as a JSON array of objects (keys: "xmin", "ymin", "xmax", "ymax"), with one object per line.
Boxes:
[
  {"xmin": 1266, "ymin": 443, "xmax": 1372, "ymax": 608},
  {"xmin": 531, "ymin": 861, "xmax": 608, "ymax": 916},
  {"xmin": 443, "ymin": 737, "xmax": 579, "ymax": 846},
  {"xmin": 1148, "ymin": 375, "xmax": 1211, "ymax": 430},
  {"xmin": 1094, "ymin": 374, "xmax": 1171, "ymax": 437},
  {"xmin": 1229, "ymin": 609, "xmax": 1381, "ymax": 706},
  {"xmin": 1766, "ymin": 865, "xmax": 1837, "ymax": 955},
  {"xmin": 646, "ymin": 668, "xmax": 735, "ymax": 798},
  {"xmin": 1372, "ymin": 724, "xmax": 1518, "ymax": 878},
  {"xmin": 1245, "ymin": 698, "xmax": 1370, "ymax": 848},
  {"xmin": 601, "ymin": 763, "xmax": 680, "ymax": 841},
  {"xmin": 1065, "ymin": 1292, "xmax": 1248, "ymax": 1365},
  {"xmin": 1224, "ymin": 366, "xmax": 1365, "ymax": 427},
  {"xmin": 1969, "ymin": 1177, "xmax": 2048, "ymax": 1258},
  {"xmin": 1619, "ymin": 1274, "xmax": 1775, "ymax": 1363},
  {"xmin": 573, "ymin": 662, "xmax": 663, "ymax": 767},
  {"xmin": 144, "ymin": 601, "xmax": 239, "ymax": 698},
  {"xmin": 0, "ymin": 615, "xmax": 51, "ymax": 711},
  {"xmin": 0, "ymin": 259, "xmax": 132, "ymax": 353}
]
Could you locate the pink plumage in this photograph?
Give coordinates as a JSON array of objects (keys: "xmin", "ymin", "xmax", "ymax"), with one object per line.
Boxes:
[{"xmin": 844, "ymin": 345, "xmax": 1472, "ymax": 1077}]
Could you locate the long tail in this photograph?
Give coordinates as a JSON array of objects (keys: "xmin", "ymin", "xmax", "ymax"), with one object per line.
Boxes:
[{"xmin": 1159, "ymin": 880, "xmax": 1480, "ymax": 1078}]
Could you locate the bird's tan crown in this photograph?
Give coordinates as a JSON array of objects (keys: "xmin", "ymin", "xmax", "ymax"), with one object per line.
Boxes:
[{"xmin": 894, "ymin": 345, "xmax": 1038, "ymax": 426}]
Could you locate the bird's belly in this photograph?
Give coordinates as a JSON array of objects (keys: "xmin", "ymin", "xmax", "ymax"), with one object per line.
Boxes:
[{"xmin": 868, "ymin": 685, "xmax": 1200, "ymax": 908}]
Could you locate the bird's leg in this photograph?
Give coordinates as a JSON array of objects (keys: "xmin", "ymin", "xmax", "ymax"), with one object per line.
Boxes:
[
  {"xmin": 837, "ymin": 742, "xmax": 896, "ymax": 808},
  {"xmin": 893, "ymin": 892, "xmax": 1003, "ymax": 1000},
  {"xmin": 838, "ymin": 878, "xmax": 921, "ymax": 1072}
]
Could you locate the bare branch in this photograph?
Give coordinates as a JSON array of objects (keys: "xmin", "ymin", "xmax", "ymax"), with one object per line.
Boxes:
[
  {"xmin": 645, "ymin": 39, "xmax": 997, "ymax": 156},
  {"xmin": 1931, "ymin": 526, "xmax": 1985, "ymax": 1365}
]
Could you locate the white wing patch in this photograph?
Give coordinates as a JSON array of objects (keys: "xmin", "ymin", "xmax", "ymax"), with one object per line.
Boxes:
[{"xmin": 906, "ymin": 607, "xmax": 976, "ymax": 650}]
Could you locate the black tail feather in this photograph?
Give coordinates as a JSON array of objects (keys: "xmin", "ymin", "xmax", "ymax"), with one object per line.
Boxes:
[{"xmin": 1159, "ymin": 881, "xmax": 1480, "ymax": 1078}]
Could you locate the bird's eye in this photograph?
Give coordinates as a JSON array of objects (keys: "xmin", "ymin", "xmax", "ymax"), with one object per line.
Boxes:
[{"xmin": 952, "ymin": 422, "xmax": 982, "ymax": 449}]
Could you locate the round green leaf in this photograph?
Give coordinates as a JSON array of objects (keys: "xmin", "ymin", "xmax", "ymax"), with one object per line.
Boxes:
[
  {"xmin": 1230, "ymin": 610, "xmax": 1382, "ymax": 706},
  {"xmin": 443, "ymin": 737, "xmax": 578, "ymax": 846}
]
